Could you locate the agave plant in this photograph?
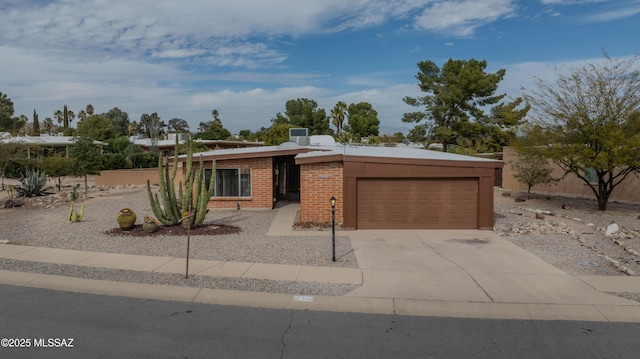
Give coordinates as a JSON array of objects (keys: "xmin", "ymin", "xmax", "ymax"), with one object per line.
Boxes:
[{"xmin": 16, "ymin": 168, "xmax": 53, "ymax": 197}]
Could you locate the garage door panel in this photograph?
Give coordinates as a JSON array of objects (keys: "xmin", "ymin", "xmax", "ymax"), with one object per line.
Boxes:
[{"xmin": 356, "ymin": 178, "xmax": 478, "ymax": 229}]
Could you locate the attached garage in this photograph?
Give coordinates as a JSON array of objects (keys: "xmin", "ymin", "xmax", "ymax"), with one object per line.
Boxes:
[
  {"xmin": 296, "ymin": 145, "xmax": 502, "ymax": 230},
  {"xmin": 356, "ymin": 178, "xmax": 478, "ymax": 229}
]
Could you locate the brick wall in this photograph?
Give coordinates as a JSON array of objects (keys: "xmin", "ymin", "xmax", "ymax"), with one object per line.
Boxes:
[
  {"xmin": 300, "ymin": 162, "xmax": 343, "ymax": 224},
  {"xmin": 206, "ymin": 157, "xmax": 274, "ymax": 209}
]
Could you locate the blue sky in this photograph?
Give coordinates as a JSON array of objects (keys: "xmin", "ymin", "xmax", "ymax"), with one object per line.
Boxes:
[{"xmin": 1, "ymin": 0, "xmax": 639, "ymax": 135}]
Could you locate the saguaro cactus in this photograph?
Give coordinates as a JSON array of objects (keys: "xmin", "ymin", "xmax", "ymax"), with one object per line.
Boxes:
[{"xmin": 146, "ymin": 136, "xmax": 215, "ymax": 226}]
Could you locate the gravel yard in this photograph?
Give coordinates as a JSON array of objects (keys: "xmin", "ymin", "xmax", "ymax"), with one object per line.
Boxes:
[
  {"xmin": 0, "ymin": 186, "xmax": 357, "ymax": 268},
  {"xmin": 494, "ymin": 189, "xmax": 640, "ymax": 277},
  {"xmin": 0, "ymin": 182, "xmax": 358, "ymax": 295},
  {"xmin": 2, "ymin": 178, "xmax": 640, "ymax": 297}
]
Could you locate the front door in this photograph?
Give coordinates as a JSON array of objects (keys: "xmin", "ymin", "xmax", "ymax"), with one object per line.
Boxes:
[{"xmin": 273, "ymin": 155, "xmax": 300, "ymax": 205}]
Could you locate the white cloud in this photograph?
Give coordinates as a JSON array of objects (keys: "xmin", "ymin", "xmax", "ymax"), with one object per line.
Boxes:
[
  {"xmin": 540, "ymin": 0, "xmax": 608, "ymax": 4},
  {"xmin": 0, "ymin": 0, "xmax": 515, "ymax": 63},
  {"xmin": 413, "ymin": 0, "xmax": 516, "ymax": 37},
  {"xmin": 4, "ymin": 0, "xmax": 634, "ymax": 137},
  {"xmin": 581, "ymin": 5, "xmax": 640, "ymax": 22}
]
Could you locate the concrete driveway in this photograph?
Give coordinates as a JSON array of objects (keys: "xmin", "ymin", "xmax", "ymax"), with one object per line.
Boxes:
[{"xmin": 347, "ymin": 229, "xmax": 636, "ymax": 306}]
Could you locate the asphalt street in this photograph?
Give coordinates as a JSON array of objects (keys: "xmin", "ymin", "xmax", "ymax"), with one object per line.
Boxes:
[{"xmin": 1, "ymin": 285, "xmax": 640, "ymax": 359}]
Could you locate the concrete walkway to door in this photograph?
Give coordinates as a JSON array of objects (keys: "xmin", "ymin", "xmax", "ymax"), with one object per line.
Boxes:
[{"xmin": 347, "ymin": 229, "xmax": 640, "ymax": 321}]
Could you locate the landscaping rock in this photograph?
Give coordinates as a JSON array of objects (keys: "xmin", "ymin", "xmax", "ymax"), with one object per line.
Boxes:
[
  {"xmin": 2, "ymin": 198, "xmax": 24, "ymax": 208},
  {"xmin": 605, "ymin": 223, "xmax": 619, "ymax": 237}
]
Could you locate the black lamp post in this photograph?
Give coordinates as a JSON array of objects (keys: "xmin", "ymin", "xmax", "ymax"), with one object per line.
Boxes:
[{"xmin": 330, "ymin": 196, "xmax": 337, "ymax": 262}]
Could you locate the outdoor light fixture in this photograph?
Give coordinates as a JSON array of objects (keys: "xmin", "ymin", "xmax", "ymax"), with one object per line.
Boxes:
[{"xmin": 330, "ymin": 196, "xmax": 337, "ymax": 262}]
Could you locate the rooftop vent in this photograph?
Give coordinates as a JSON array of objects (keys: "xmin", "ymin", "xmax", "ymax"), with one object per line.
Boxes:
[{"xmin": 289, "ymin": 128, "xmax": 309, "ymax": 146}]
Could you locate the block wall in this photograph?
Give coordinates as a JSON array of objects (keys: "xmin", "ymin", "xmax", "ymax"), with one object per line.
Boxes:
[{"xmin": 95, "ymin": 167, "xmax": 184, "ymax": 186}]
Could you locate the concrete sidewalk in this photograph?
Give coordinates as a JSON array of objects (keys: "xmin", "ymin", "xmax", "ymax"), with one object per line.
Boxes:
[
  {"xmin": 0, "ymin": 244, "xmax": 362, "ymax": 284},
  {"xmin": 1, "ymin": 204, "xmax": 640, "ymax": 322}
]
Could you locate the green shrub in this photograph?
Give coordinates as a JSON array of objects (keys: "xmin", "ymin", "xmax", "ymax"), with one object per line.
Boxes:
[
  {"xmin": 3, "ymin": 158, "xmax": 37, "ymax": 178},
  {"xmin": 102, "ymin": 153, "xmax": 131, "ymax": 170},
  {"xmin": 130, "ymin": 152, "xmax": 159, "ymax": 168}
]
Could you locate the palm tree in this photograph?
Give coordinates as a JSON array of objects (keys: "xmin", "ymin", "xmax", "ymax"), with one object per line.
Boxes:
[
  {"xmin": 330, "ymin": 101, "xmax": 347, "ymax": 135},
  {"xmin": 86, "ymin": 104, "xmax": 94, "ymax": 115},
  {"xmin": 43, "ymin": 117, "xmax": 54, "ymax": 133},
  {"xmin": 54, "ymin": 109, "xmax": 63, "ymax": 125},
  {"xmin": 77, "ymin": 110, "xmax": 87, "ymax": 121},
  {"xmin": 67, "ymin": 110, "xmax": 76, "ymax": 126}
]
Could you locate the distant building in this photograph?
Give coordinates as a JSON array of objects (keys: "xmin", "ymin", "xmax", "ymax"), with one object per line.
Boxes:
[
  {"xmin": 0, "ymin": 134, "xmax": 105, "ymax": 158},
  {"xmin": 132, "ymin": 133, "xmax": 264, "ymax": 156}
]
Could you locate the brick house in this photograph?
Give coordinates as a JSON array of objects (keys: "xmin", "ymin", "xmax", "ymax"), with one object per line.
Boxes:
[{"xmin": 183, "ymin": 137, "xmax": 502, "ymax": 230}]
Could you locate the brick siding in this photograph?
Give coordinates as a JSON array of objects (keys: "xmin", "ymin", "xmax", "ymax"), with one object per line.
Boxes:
[
  {"xmin": 300, "ymin": 162, "xmax": 343, "ymax": 224},
  {"xmin": 207, "ymin": 157, "xmax": 273, "ymax": 209}
]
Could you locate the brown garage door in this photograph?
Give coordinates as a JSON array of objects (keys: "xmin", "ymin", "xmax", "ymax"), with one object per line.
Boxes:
[{"xmin": 356, "ymin": 178, "xmax": 478, "ymax": 229}]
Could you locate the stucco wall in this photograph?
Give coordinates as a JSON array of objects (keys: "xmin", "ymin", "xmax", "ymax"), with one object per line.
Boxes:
[
  {"xmin": 299, "ymin": 162, "xmax": 343, "ymax": 224},
  {"xmin": 502, "ymin": 146, "xmax": 640, "ymax": 202},
  {"xmin": 95, "ymin": 167, "xmax": 184, "ymax": 186}
]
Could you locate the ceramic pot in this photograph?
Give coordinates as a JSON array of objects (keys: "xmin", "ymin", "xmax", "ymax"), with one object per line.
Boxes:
[{"xmin": 116, "ymin": 208, "xmax": 137, "ymax": 231}]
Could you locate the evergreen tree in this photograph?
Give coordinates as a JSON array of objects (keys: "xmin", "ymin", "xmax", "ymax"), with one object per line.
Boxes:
[
  {"xmin": 403, "ymin": 58, "xmax": 527, "ymax": 152},
  {"xmin": 32, "ymin": 109, "xmax": 40, "ymax": 136}
]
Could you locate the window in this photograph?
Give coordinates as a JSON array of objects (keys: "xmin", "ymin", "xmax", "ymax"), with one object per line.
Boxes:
[{"xmin": 206, "ymin": 168, "xmax": 251, "ymax": 197}]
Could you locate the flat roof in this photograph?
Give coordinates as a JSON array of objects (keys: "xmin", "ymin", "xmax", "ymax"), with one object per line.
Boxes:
[
  {"xmin": 133, "ymin": 137, "xmax": 263, "ymax": 148},
  {"xmin": 295, "ymin": 145, "xmax": 501, "ymax": 162},
  {"xmin": 184, "ymin": 142, "xmax": 501, "ymax": 166},
  {"xmin": 0, "ymin": 135, "xmax": 106, "ymax": 146}
]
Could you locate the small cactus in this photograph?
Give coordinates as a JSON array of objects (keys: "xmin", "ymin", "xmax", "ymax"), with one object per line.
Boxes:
[
  {"xmin": 7, "ymin": 185, "xmax": 16, "ymax": 199},
  {"xmin": 70, "ymin": 184, "xmax": 81, "ymax": 202},
  {"xmin": 68, "ymin": 203, "xmax": 84, "ymax": 222}
]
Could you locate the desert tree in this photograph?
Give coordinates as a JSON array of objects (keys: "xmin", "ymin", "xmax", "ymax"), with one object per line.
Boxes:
[
  {"xmin": 168, "ymin": 118, "xmax": 190, "ymax": 133},
  {"xmin": 104, "ymin": 107, "xmax": 130, "ymax": 136},
  {"xmin": 76, "ymin": 114, "xmax": 118, "ymax": 141},
  {"xmin": 521, "ymin": 55, "xmax": 640, "ymax": 210},
  {"xmin": 511, "ymin": 151, "xmax": 557, "ymax": 194},
  {"xmin": 69, "ymin": 136, "xmax": 103, "ymax": 199}
]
